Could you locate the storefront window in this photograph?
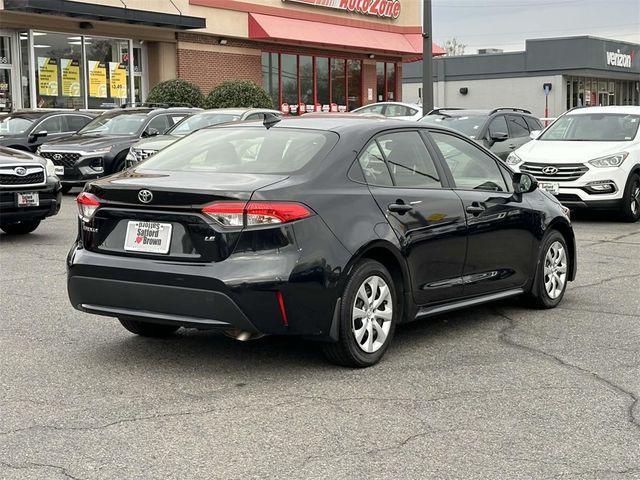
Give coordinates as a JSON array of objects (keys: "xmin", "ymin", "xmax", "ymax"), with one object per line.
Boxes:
[
  {"xmin": 347, "ymin": 60, "xmax": 362, "ymax": 110},
  {"xmin": 262, "ymin": 52, "xmax": 278, "ymax": 108},
  {"xmin": 331, "ymin": 58, "xmax": 346, "ymax": 110},
  {"xmin": 566, "ymin": 75, "xmax": 639, "ymax": 110},
  {"xmin": 376, "ymin": 62, "xmax": 385, "ymax": 101},
  {"xmin": 281, "ymin": 54, "xmax": 297, "ymax": 112},
  {"xmin": 299, "ymin": 56, "xmax": 313, "ymax": 108},
  {"xmin": 85, "ymin": 36, "xmax": 130, "ymax": 109},
  {"xmin": 316, "ymin": 57, "xmax": 329, "ymax": 108},
  {"xmin": 386, "ymin": 63, "xmax": 396, "ymax": 101},
  {"xmin": 19, "ymin": 33, "xmax": 30, "ymax": 109},
  {"xmin": 32, "ymin": 32, "xmax": 83, "ymax": 108},
  {"xmin": 261, "ymin": 53, "xmax": 363, "ymax": 114}
]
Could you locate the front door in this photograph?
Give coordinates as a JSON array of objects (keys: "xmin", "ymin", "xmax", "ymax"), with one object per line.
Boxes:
[
  {"xmin": 358, "ymin": 130, "xmax": 467, "ymax": 304},
  {"xmin": 428, "ymin": 130, "xmax": 536, "ymax": 297},
  {"xmin": 0, "ymin": 35, "xmax": 18, "ymax": 112}
]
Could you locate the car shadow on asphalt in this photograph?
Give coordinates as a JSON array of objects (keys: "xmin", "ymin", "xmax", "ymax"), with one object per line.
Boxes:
[{"xmin": 86, "ymin": 298, "xmax": 524, "ymax": 372}]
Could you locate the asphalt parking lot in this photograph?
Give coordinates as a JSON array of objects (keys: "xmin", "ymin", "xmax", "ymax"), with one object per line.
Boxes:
[{"xmin": 1, "ymin": 194, "xmax": 639, "ymax": 480}]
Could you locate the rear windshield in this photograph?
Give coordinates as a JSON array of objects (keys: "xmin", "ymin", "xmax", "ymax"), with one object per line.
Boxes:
[
  {"xmin": 419, "ymin": 114, "xmax": 487, "ymax": 138},
  {"xmin": 169, "ymin": 113, "xmax": 240, "ymax": 135},
  {"xmin": 539, "ymin": 113, "xmax": 640, "ymax": 141},
  {"xmin": 139, "ymin": 127, "xmax": 338, "ymax": 174}
]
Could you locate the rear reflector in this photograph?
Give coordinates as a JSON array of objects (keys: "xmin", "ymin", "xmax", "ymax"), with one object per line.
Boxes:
[
  {"xmin": 202, "ymin": 201, "xmax": 312, "ymax": 227},
  {"xmin": 76, "ymin": 191, "xmax": 101, "ymax": 221},
  {"xmin": 276, "ymin": 291, "xmax": 289, "ymax": 326}
]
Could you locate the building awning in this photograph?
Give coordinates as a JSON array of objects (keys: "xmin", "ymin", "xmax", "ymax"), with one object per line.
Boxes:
[
  {"xmin": 248, "ymin": 13, "xmax": 444, "ymax": 58},
  {"xmin": 3, "ymin": 0, "xmax": 206, "ymax": 30}
]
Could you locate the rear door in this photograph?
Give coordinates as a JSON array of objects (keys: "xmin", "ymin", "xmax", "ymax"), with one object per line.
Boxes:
[
  {"xmin": 359, "ymin": 130, "xmax": 467, "ymax": 304},
  {"xmin": 428, "ymin": 130, "xmax": 536, "ymax": 297}
]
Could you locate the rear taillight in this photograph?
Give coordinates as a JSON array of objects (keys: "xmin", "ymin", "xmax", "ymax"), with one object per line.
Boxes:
[
  {"xmin": 76, "ymin": 191, "xmax": 101, "ymax": 222},
  {"xmin": 202, "ymin": 201, "xmax": 312, "ymax": 227}
]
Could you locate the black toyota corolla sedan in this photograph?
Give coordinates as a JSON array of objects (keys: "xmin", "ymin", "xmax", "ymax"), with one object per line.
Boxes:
[{"xmin": 67, "ymin": 116, "xmax": 576, "ymax": 367}]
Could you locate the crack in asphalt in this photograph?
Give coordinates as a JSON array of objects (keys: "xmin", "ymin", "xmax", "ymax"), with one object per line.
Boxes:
[
  {"xmin": 551, "ymin": 465, "xmax": 640, "ymax": 479},
  {"xmin": 0, "ymin": 460, "xmax": 83, "ymax": 480},
  {"xmin": 556, "ymin": 306, "xmax": 640, "ymax": 318},
  {"xmin": 496, "ymin": 310, "xmax": 640, "ymax": 433}
]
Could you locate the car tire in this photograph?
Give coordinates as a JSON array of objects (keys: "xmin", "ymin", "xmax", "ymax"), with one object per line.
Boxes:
[
  {"xmin": 118, "ymin": 318, "xmax": 180, "ymax": 337},
  {"xmin": 61, "ymin": 185, "xmax": 73, "ymax": 195},
  {"xmin": 322, "ymin": 259, "xmax": 397, "ymax": 368},
  {"xmin": 0, "ymin": 219, "xmax": 41, "ymax": 235},
  {"xmin": 620, "ymin": 172, "xmax": 640, "ymax": 223},
  {"xmin": 526, "ymin": 230, "xmax": 570, "ymax": 309}
]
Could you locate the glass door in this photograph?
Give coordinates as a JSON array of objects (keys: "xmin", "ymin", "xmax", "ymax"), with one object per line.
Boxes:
[{"xmin": 0, "ymin": 35, "xmax": 15, "ymax": 112}]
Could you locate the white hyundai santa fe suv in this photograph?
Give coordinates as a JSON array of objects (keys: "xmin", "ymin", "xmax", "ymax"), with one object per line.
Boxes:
[{"xmin": 506, "ymin": 106, "xmax": 640, "ymax": 222}]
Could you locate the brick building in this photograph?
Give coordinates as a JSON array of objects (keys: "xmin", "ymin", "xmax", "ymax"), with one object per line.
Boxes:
[{"xmin": 0, "ymin": 0, "xmax": 443, "ymax": 113}]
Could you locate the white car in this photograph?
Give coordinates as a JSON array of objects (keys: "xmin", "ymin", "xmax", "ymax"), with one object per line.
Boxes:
[
  {"xmin": 507, "ymin": 106, "xmax": 640, "ymax": 222},
  {"xmin": 351, "ymin": 102, "xmax": 423, "ymax": 121}
]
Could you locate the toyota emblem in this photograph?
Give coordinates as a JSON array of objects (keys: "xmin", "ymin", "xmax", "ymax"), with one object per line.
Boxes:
[
  {"xmin": 138, "ymin": 190, "xmax": 153, "ymax": 203},
  {"xmin": 53, "ymin": 153, "xmax": 63, "ymax": 161},
  {"xmin": 542, "ymin": 166, "xmax": 558, "ymax": 175},
  {"xmin": 14, "ymin": 167, "xmax": 27, "ymax": 176}
]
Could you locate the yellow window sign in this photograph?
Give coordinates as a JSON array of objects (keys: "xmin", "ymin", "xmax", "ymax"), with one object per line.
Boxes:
[
  {"xmin": 109, "ymin": 62, "xmax": 128, "ymax": 99},
  {"xmin": 89, "ymin": 60, "xmax": 107, "ymax": 98},
  {"xmin": 61, "ymin": 59, "xmax": 81, "ymax": 97},
  {"xmin": 38, "ymin": 57, "xmax": 59, "ymax": 96}
]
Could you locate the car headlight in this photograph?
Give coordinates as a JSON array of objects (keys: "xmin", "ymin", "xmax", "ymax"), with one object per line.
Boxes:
[
  {"xmin": 506, "ymin": 152, "xmax": 522, "ymax": 165},
  {"xmin": 45, "ymin": 158, "xmax": 57, "ymax": 177},
  {"xmin": 588, "ymin": 152, "xmax": 628, "ymax": 168},
  {"xmin": 86, "ymin": 146, "xmax": 112, "ymax": 155}
]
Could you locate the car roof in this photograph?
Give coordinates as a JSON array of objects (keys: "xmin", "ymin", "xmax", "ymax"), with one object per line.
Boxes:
[
  {"xmin": 430, "ymin": 109, "xmax": 491, "ymax": 117},
  {"xmin": 566, "ymin": 105, "xmax": 640, "ymax": 115},
  {"xmin": 215, "ymin": 115, "xmax": 434, "ymax": 134},
  {"xmin": 197, "ymin": 108, "xmax": 281, "ymax": 116},
  {"xmin": 355, "ymin": 101, "xmax": 420, "ymax": 109},
  {"xmin": 1, "ymin": 110, "xmax": 71, "ymax": 119}
]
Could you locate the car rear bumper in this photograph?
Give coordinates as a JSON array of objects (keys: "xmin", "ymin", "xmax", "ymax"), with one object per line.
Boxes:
[{"xmin": 0, "ymin": 181, "xmax": 61, "ymax": 222}]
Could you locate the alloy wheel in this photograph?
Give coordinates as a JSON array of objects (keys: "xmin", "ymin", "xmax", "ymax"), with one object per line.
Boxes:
[
  {"xmin": 631, "ymin": 181, "xmax": 640, "ymax": 216},
  {"xmin": 351, "ymin": 275, "xmax": 393, "ymax": 353},
  {"xmin": 543, "ymin": 241, "xmax": 567, "ymax": 299}
]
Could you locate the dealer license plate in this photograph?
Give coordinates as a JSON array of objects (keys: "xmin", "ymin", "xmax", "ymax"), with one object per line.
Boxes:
[
  {"xmin": 17, "ymin": 192, "xmax": 39, "ymax": 207},
  {"xmin": 539, "ymin": 182, "xmax": 559, "ymax": 195},
  {"xmin": 54, "ymin": 165, "xmax": 64, "ymax": 176},
  {"xmin": 124, "ymin": 221, "xmax": 172, "ymax": 254}
]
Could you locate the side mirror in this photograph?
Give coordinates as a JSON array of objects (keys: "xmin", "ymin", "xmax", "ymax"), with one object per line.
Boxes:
[
  {"xmin": 489, "ymin": 131, "xmax": 508, "ymax": 145},
  {"xmin": 513, "ymin": 172, "xmax": 538, "ymax": 194},
  {"xmin": 142, "ymin": 127, "xmax": 160, "ymax": 138},
  {"xmin": 28, "ymin": 130, "xmax": 48, "ymax": 142},
  {"xmin": 529, "ymin": 130, "xmax": 541, "ymax": 140}
]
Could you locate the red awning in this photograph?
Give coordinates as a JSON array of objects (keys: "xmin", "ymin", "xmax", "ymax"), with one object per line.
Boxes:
[{"xmin": 248, "ymin": 13, "xmax": 443, "ymax": 57}]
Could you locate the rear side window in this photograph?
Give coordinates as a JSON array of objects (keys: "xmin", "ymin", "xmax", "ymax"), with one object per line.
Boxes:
[
  {"xmin": 357, "ymin": 141, "xmax": 393, "ymax": 187},
  {"xmin": 507, "ymin": 115, "xmax": 530, "ymax": 137},
  {"xmin": 140, "ymin": 127, "xmax": 337, "ymax": 174},
  {"xmin": 377, "ymin": 131, "xmax": 441, "ymax": 188},
  {"xmin": 65, "ymin": 115, "xmax": 92, "ymax": 132}
]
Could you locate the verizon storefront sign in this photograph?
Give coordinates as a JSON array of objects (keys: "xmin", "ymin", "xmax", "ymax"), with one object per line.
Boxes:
[{"xmin": 284, "ymin": 0, "xmax": 401, "ymax": 19}]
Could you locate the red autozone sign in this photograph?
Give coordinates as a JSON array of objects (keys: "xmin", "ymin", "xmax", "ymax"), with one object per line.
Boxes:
[{"xmin": 284, "ymin": 0, "xmax": 401, "ymax": 19}]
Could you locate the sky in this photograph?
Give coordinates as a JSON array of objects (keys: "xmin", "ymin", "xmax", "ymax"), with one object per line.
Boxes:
[{"xmin": 430, "ymin": 0, "xmax": 640, "ymax": 54}]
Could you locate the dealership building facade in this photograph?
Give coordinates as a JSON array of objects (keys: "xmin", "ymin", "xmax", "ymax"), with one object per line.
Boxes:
[
  {"xmin": 403, "ymin": 36, "xmax": 640, "ymax": 118},
  {"xmin": 0, "ymin": 0, "xmax": 442, "ymax": 113}
]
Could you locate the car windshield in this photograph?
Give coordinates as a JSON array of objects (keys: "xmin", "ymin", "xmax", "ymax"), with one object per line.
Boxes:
[
  {"xmin": 169, "ymin": 113, "xmax": 241, "ymax": 135},
  {"xmin": 139, "ymin": 127, "xmax": 337, "ymax": 174},
  {"xmin": 78, "ymin": 112, "xmax": 147, "ymax": 136},
  {"xmin": 0, "ymin": 115, "xmax": 35, "ymax": 135},
  {"xmin": 539, "ymin": 113, "xmax": 640, "ymax": 141},
  {"xmin": 420, "ymin": 114, "xmax": 487, "ymax": 137}
]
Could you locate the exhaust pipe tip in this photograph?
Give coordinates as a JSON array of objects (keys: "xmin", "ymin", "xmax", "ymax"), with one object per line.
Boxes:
[{"xmin": 223, "ymin": 329, "xmax": 265, "ymax": 342}]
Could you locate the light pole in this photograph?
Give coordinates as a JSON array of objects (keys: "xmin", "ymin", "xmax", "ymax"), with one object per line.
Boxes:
[{"xmin": 422, "ymin": 0, "xmax": 434, "ymax": 115}]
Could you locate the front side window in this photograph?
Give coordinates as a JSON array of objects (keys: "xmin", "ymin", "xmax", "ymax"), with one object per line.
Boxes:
[
  {"xmin": 539, "ymin": 113, "xmax": 640, "ymax": 141},
  {"xmin": 357, "ymin": 141, "xmax": 393, "ymax": 187},
  {"xmin": 487, "ymin": 116, "xmax": 508, "ymax": 138},
  {"xmin": 36, "ymin": 116, "xmax": 65, "ymax": 134},
  {"xmin": 385, "ymin": 105, "xmax": 410, "ymax": 117},
  {"xmin": 378, "ymin": 131, "xmax": 441, "ymax": 188},
  {"xmin": 140, "ymin": 128, "xmax": 337, "ymax": 174},
  {"xmin": 420, "ymin": 114, "xmax": 487, "ymax": 138},
  {"xmin": 430, "ymin": 132, "xmax": 508, "ymax": 192},
  {"xmin": 79, "ymin": 112, "xmax": 147, "ymax": 135},
  {"xmin": 146, "ymin": 115, "xmax": 169, "ymax": 134},
  {"xmin": 507, "ymin": 115, "xmax": 530, "ymax": 138}
]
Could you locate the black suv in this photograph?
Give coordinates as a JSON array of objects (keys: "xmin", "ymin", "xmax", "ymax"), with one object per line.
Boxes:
[
  {"xmin": 38, "ymin": 107, "xmax": 198, "ymax": 193},
  {"xmin": 0, "ymin": 146, "xmax": 61, "ymax": 235},
  {"xmin": 420, "ymin": 108, "xmax": 543, "ymax": 160},
  {"xmin": 0, "ymin": 111, "xmax": 95, "ymax": 153}
]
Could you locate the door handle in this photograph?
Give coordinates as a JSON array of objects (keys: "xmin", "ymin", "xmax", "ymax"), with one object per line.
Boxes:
[
  {"xmin": 465, "ymin": 204, "xmax": 485, "ymax": 216},
  {"xmin": 388, "ymin": 203, "xmax": 413, "ymax": 215},
  {"xmin": 508, "ymin": 144, "xmax": 516, "ymax": 149}
]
